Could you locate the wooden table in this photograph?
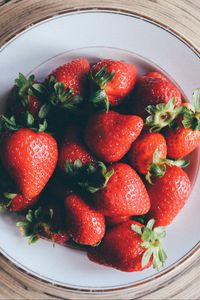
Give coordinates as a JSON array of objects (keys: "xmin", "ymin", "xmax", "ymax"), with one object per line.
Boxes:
[{"xmin": 0, "ymin": 1, "xmax": 200, "ymax": 299}]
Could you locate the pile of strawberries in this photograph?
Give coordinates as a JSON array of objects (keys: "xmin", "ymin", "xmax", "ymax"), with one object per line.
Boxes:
[{"xmin": 0, "ymin": 57, "xmax": 200, "ymax": 272}]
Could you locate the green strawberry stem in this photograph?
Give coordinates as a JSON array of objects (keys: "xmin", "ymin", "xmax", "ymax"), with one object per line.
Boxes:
[
  {"xmin": 145, "ymin": 97, "xmax": 186, "ymax": 132},
  {"xmin": 89, "ymin": 66, "xmax": 115, "ymax": 112},
  {"xmin": 131, "ymin": 219, "xmax": 167, "ymax": 271},
  {"xmin": 146, "ymin": 149, "xmax": 189, "ymax": 184},
  {"xmin": 64, "ymin": 160, "xmax": 114, "ymax": 193},
  {"xmin": 16, "ymin": 207, "xmax": 54, "ymax": 244}
]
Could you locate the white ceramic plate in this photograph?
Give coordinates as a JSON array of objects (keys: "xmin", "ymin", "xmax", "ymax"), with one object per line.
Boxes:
[{"xmin": 0, "ymin": 9, "xmax": 200, "ymax": 292}]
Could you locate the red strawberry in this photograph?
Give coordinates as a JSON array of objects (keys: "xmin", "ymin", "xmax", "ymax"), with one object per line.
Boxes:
[
  {"xmin": 89, "ymin": 59, "xmax": 138, "ymax": 110},
  {"xmin": 1, "ymin": 193, "xmax": 38, "ymax": 212},
  {"xmin": 93, "ymin": 163, "xmax": 150, "ymax": 216},
  {"xmin": 45, "ymin": 58, "xmax": 90, "ymax": 111},
  {"xmin": 147, "ymin": 166, "xmax": 191, "ymax": 226},
  {"xmin": 164, "ymin": 89, "xmax": 200, "ymax": 158},
  {"xmin": 87, "ymin": 219, "xmax": 167, "ymax": 272},
  {"xmin": 85, "ymin": 111, "xmax": 143, "ymax": 162},
  {"xmin": 65, "ymin": 193, "xmax": 105, "ymax": 245},
  {"xmin": 50, "ymin": 232, "xmax": 70, "ymax": 245},
  {"xmin": 129, "ymin": 132, "xmax": 167, "ymax": 174},
  {"xmin": 51, "ymin": 58, "xmax": 90, "ymax": 96},
  {"xmin": 106, "ymin": 215, "xmax": 130, "ymax": 226},
  {"xmin": 0, "ymin": 163, "xmax": 38, "ymax": 212},
  {"xmin": 164, "ymin": 125, "xmax": 200, "ymax": 159},
  {"xmin": 1, "ymin": 128, "xmax": 58, "ymax": 198},
  {"xmin": 131, "ymin": 74, "xmax": 182, "ymax": 119},
  {"xmin": 10, "ymin": 73, "xmax": 42, "ymax": 118},
  {"xmin": 146, "ymin": 89, "xmax": 200, "ymax": 158},
  {"xmin": 58, "ymin": 125, "xmax": 94, "ymax": 171},
  {"xmin": 17, "ymin": 204, "xmax": 70, "ymax": 245}
]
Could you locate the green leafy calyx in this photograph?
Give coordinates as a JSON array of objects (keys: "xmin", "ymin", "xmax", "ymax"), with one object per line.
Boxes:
[
  {"xmin": 14, "ymin": 73, "xmax": 35, "ymax": 107},
  {"xmin": 145, "ymin": 97, "xmax": 186, "ymax": 132},
  {"xmin": 64, "ymin": 160, "xmax": 114, "ymax": 193},
  {"xmin": 90, "ymin": 66, "xmax": 115, "ymax": 89},
  {"xmin": 0, "ymin": 112, "xmax": 47, "ymax": 133},
  {"xmin": 89, "ymin": 66, "xmax": 115, "ymax": 112},
  {"xmin": 45, "ymin": 75, "xmax": 83, "ymax": 111},
  {"xmin": 16, "ymin": 207, "xmax": 54, "ymax": 244},
  {"xmin": 182, "ymin": 88, "xmax": 200, "ymax": 130},
  {"xmin": 0, "ymin": 193, "xmax": 17, "ymax": 211},
  {"xmin": 131, "ymin": 219, "xmax": 167, "ymax": 271}
]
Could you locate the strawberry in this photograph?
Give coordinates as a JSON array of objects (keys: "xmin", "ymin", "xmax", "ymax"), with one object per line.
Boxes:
[
  {"xmin": 58, "ymin": 125, "xmax": 94, "ymax": 171},
  {"xmin": 65, "ymin": 193, "xmax": 105, "ymax": 245},
  {"xmin": 9, "ymin": 73, "xmax": 42, "ymax": 118},
  {"xmin": 17, "ymin": 204, "xmax": 70, "ymax": 245},
  {"xmin": 131, "ymin": 74, "xmax": 182, "ymax": 119},
  {"xmin": 129, "ymin": 132, "xmax": 167, "ymax": 174},
  {"xmin": 106, "ymin": 215, "xmax": 130, "ymax": 226},
  {"xmin": 43, "ymin": 58, "xmax": 90, "ymax": 111},
  {"xmin": 0, "ymin": 193, "xmax": 38, "ymax": 212},
  {"xmin": 93, "ymin": 163, "xmax": 150, "ymax": 216},
  {"xmin": 51, "ymin": 58, "xmax": 90, "ymax": 96},
  {"xmin": 1, "ymin": 128, "xmax": 58, "ymax": 198},
  {"xmin": 146, "ymin": 89, "xmax": 200, "ymax": 158},
  {"xmin": 146, "ymin": 166, "xmax": 191, "ymax": 226},
  {"xmin": 89, "ymin": 59, "xmax": 138, "ymax": 110},
  {"xmin": 87, "ymin": 219, "xmax": 167, "ymax": 272},
  {"xmin": 164, "ymin": 123, "xmax": 200, "ymax": 159},
  {"xmin": 85, "ymin": 111, "xmax": 143, "ymax": 162},
  {"xmin": 164, "ymin": 89, "xmax": 200, "ymax": 158}
]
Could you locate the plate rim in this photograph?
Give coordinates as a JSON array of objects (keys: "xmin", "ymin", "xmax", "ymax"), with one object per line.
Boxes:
[{"xmin": 0, "ymin": 7, "xmax": 200, "ymax": 294}]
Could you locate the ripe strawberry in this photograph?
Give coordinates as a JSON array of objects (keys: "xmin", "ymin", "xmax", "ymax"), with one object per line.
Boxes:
[
  {"xmin": 131, "ymin": 74, "xmax": 182, "ymax": 119},
  {"xmin": 129, "ymin": 132, "xmax": 167, "ymax": 174},
  {"xmin": 44, "ymin": 58, "xmax": 90, "ymax": 111},
  {"xmin": 9, "ymin": 73, "xmax": 42, "ymax": 118},
  {"xmin": 106, "ymin": 215, "xmax": 130, "ymax": 226},
  {"xmin": 0, "ymin": 192, "xmax": 38, "ymax": 212},
  {"xmin": 146, "ymin": 89, "xmax": 200, "ymax": 158},
  {"xmin": 17, "ymin": 204, "xmax": 70, "ymax": 245},
  {"xmin": 51, "ymin": 58, "xmax": 90, "ymax": 95},
  {"xmin": 1, "ymin": 128, "xmax": 58, "ymax": 198},
  {"xmin": 164, "ymin": 124, "xmax": 200, "ymax": 159},
  {"xmin": 146, "ymin": 166, "xmax": 191, "ymax": 226},
  {"xmin": 85, "ymin": 111, "xmax": 143, "ymax": 162},
  {"xmin": 87, "ymin": 219, "xmax": 167, "ymax": 272},
  {"xmin": 58, "ymin": 125, "xmax": 94, "ymax": 171},
  {"xmin": 65, "ymin": 193, "xmax": 105, "ymax": 245},
  {"xmin": 89, "ymin": 59, "xmax": 138, "ymax": 110},
  {"xmin": 164, "ymin": 89, "xmax": 200, "ymax": 158},
  {"xmin": 93, "ymin": 163, "xmax": 150, "ymax": 216}
]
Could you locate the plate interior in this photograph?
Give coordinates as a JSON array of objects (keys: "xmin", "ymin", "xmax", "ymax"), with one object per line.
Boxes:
[{"xmin": 0, "ymin": 10, "xmax": 199, "ymax": 290}]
